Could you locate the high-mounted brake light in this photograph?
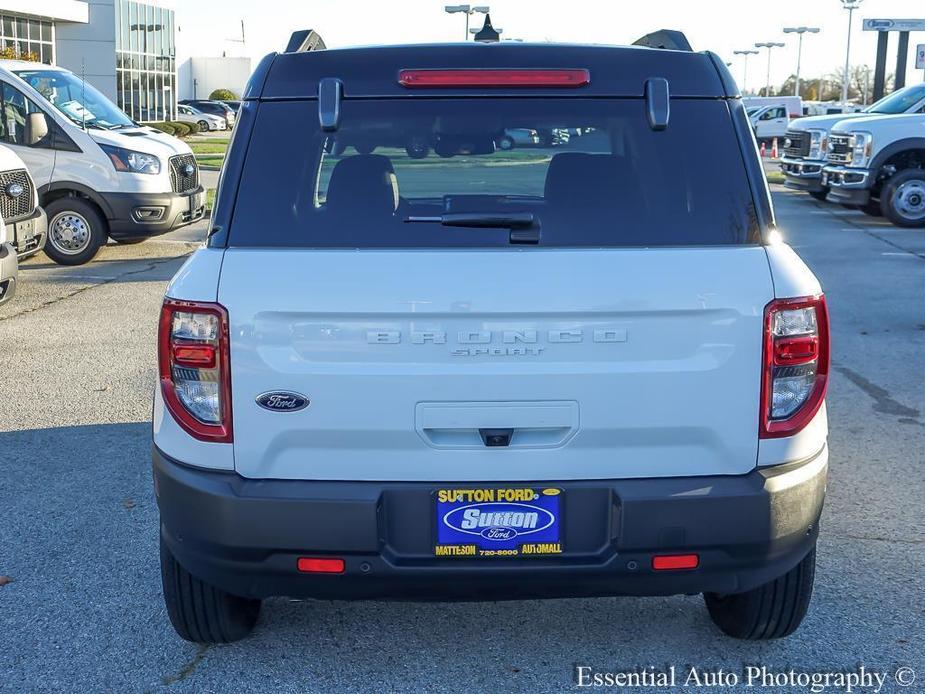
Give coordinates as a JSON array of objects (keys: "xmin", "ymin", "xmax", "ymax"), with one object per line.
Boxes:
[
  {"xmin": 760, "ymin": 295, "xmax": 829, "ymax": 439},
  {"xmin": 158, "ymin": 299, "xmax": 233, "ymax": 443},
  {"xmin": 398, "ymin": 68, "xmax": 590, "ymax": 88}
]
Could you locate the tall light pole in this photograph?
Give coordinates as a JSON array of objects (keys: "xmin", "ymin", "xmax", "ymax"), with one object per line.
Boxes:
[
  {"xmin": 783, "ymin": 27, "xmax": 820, "ymax": 97},
  {"xmin": 733, "ymin": 49, "xmax": 759, "ymax": 94},
  {"xmin": 840, "ymin": 0, "xmax": 864, "ymax": 105},
  {"xmin": 755, "ymin": 42, "xmax": 786, "ymax": 97},
  {"xmin": 444, "ymin": 5, "xmax": 490, "ymax": 40}
]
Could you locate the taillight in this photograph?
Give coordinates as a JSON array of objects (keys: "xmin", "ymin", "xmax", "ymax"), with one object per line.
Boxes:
[
  {"xmin": 158, "ymin": 299, "xmax": 233, "ymax": 443},
  {"xmin": 398, "ymin": 68, "xmax": 590, "ymax": 88},
  {"xmin": 760, "ymin": 296, "xmax": 829, "ymax": 438}
]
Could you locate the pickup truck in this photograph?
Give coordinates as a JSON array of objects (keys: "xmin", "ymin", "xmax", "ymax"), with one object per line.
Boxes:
[
  {"xmin": 153, "ymin": 29, "xmax": 829, "ymax": 644},
  {"xmin": 781, "ymin": 83, "xmax": 925, "ymax": 202},
  {"xmin": 823, "ymin": 113, "xmax": 925, "ymax": 226}
]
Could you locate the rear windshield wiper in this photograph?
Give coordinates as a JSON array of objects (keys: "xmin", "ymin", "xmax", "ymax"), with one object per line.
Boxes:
[{"xmin": 404, "ymin": 212, "xmax": 539, "ymax": 244}]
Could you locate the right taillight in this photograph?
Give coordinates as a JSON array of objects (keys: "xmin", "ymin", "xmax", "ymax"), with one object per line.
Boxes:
[
  {"xmin": 158, "ymin": 299, "xmax": 233, "ymax": 443},
  {"xmin": 760, "ymin": 295, "xmax": 829, "ymax": 439}
]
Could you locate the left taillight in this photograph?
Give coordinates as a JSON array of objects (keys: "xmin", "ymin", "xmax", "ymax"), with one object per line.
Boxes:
[
  {"xmin": 760, "ymin": 295, "xmax": 829, "ymax": 439},
  {"xmin": 158, "ymin": 299, "xmax": 233, "ymax": 443}
]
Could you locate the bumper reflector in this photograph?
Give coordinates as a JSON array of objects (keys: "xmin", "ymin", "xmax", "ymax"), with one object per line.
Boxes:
[
  {"xmin": 297, "ymin": 557, "xmax": 345, "ymax": 574},
  {"xmin": 652, "ymin": 554, "xmax": 699, "ymax": 571}
]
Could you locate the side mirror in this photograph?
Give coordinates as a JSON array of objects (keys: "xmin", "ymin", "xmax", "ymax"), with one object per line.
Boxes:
[{"xmin": 25, "ymin": 112, "xmax": 49, "ymax": 146}]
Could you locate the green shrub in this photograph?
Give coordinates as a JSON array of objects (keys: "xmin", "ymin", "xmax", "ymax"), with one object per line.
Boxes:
[
  {"xmin": 209, "ymin": 88, "xmax": 238, "ymax": 101},
  {"xmin": 170, "ymin": 122, "xmax": 192, "ymax": 138},
  {"xmin": 148, "ymin": 122, "xmax": 176, "ymax": 136}
]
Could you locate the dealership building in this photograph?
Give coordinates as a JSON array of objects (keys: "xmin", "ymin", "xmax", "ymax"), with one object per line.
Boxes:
[{"xmin": 1, "ymin": 0, "xmax": 179, "ymax": 121}]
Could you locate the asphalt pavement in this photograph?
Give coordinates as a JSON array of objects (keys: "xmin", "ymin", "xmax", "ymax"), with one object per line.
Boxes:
[{"xmin": 0, "ymin": 187, "xmax": 923, "ymax": 693}]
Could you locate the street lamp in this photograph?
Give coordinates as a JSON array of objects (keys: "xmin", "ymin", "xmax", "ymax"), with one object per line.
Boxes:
[
  {"xmin": 444, "ymin": 5, "xmax": 490, "ymax": 41},
  {"xmin": 840, "ymin": 0, "xmax": 864, "ymax": 106},
  {"xmin": 733, "ymin": 49, "xmax": 759, "ymax": 94},
  {"xmin": 755, "ymin": 42, "xmax": 786, "ymax": 97},
  {"xmin": 783, "ymin": 27, "xmax": 820, "ymax": 97}
]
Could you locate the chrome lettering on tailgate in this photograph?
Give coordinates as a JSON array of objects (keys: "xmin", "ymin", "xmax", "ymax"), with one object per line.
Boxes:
[{"xmin": 366, "ymin": 329, "xmax": 627, "ymax": 356}]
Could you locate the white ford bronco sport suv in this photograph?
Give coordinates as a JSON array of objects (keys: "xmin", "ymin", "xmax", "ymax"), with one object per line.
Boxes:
[{"xmin": 153, "ymin": 29, "xmax": 830, "ymax": 644}]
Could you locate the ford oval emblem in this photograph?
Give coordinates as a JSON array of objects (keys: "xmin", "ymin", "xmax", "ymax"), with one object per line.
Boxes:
[
  {"xmin": 182, "ymin": 163, "xmax": 195, "ymax": 177},
  {"xmin": 480, "ymin": 526, "xmax": 516, "ymax": 541},
  {"xmin": 256, "ymin": 391, "xmax": 309, "ymax": 412},
  {"xmin": 6, "ymin": 182, "xmax": 24, "ymax": 198}
]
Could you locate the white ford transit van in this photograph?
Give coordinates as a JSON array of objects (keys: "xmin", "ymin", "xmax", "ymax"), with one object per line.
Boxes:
[{"xmin": 0, "ymin": 60, "xmax": 205, "ymax": 265}]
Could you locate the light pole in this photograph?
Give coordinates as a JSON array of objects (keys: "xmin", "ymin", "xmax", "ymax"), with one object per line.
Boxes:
[
  {"xmin": 783, "ymin": 27, "xmax": 820, "ymax": 97},
  {"xmin": 733, "ymin": 49, "xmax": 759, "ymax": 94},
  {"xmin": 755, "ymin": 42, "xmax": 786, "ymax": 97},
  {"xmin": 840, "ymin": 0, "xmax": 864, "ymax": 105},
  {"xmin": 444, "ymin": 5, "xmax": 490, "ymax": 40}
]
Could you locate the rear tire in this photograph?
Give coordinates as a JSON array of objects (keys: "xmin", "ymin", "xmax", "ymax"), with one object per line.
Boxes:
[
  {"xmin": 160, "ymin": 535, "xmax": 261, "ymax": 643},
  {"xmin": 43, "ymin": 197, "xmax": 107, "ymax": 266},
  {"xmin": 880, "ymin": 169, "xmax": 925, "ymax": 227},
  {"xmin": 809, "ymin": 190, "xmax": 828, "ymax": 202},
  {"xmin": 497, "ymin": 135, "xmax": 515, "ymax": 151},
  {"xmin": 703, "ymin": 546, "xmax": 816, "ymax": 640}
]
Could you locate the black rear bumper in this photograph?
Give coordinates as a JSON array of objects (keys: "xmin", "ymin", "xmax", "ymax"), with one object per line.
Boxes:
[{"xmin": 153, "ymin": 447, "xmax": 827, "ymax": 601}]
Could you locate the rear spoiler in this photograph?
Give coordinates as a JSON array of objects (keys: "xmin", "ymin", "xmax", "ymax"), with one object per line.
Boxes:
[
  {"xmin": 632, "ymin": 30, "xmax": 692, "ymax": 52},
  {"xmin": 286, "ymin": 29, "xmax": 326, "ymax": 53}
]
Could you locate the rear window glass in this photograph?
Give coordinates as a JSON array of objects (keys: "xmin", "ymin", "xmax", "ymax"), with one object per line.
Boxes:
[{"xmin": 229, "ymin": 98, "xmax": 758, "ymax": 248}]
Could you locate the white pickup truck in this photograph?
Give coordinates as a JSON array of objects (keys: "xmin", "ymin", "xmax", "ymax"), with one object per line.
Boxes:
[
  {"xmin": 823, "ymin": 113, "xmax": 925, "ymax": 226},
  {"xmin": 152, "ymin": 32, "xmax": 829, "ymax": 644},
  {"xmin": 781, "ymin": 83, "xmax": 925, "ymax": 202}
]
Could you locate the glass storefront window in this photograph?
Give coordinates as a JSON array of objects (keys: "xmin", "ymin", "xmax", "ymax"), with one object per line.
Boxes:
[
  {"xmin": 114, "ymin": 1, "xmax": 176, "ymax": 121},
  {"xmin": 0, "ymin": 13, "xmax": 54, "ymax": 64}
]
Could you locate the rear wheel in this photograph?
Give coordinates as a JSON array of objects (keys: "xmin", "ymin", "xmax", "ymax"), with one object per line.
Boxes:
[
  {"xmin": 704, "ymin": 546, "xmax": 816, "ymax": 640},
  {"xmin": 497, "ymin": 135, "xmax": 515, "ymax": 151},
  {"xmin": 160, "ymin": 535, "xmax": 261, "ymax": 643},
  {"xmin": 809, "ymin": 190, "xmax": 828, "ymax": 202},
  {"xmin": 880, "ymin": 169, "xmax": 925, "ymax": 227},
  {"xmin": 43, "ymin": 198, "xmax": 107, "ymax": 266},
  {"xmin": 404, "ymin": 137, "xmax": 430, "ymax": 159}
]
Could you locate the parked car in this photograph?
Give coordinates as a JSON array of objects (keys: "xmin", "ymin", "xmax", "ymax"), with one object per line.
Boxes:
[
  {"xmin": 154, "ymin": 30, "xmax": 829, "ymax": 644},
  {"xmin": 179, "ymin": 100, "xmax": 236, "ymax": 129},
  {"xmin": 0, "ymin": 60, "xmax": 205, "ymax": 265},
  {"xmin": 743, "ymin": 96, "xmax": 802, "ymax": 119},
  {"xmin": 823, "ymin": 113, "xmax": 925, "ymax": 226},
  {"xmin": 748, "ymin": 104, "xmax": 790, "ymax": 140},
  {"xmin": 220, "ymin": 100, "xmax": 242, "ymax": 113},
  {"xmin": 496, "ymin": 128, "xmax": 539, "ymax": 150},
  {"xmin": 781, "ymin": 83, "xmax": 925, "ymax": 201},
  {"xmin": 0, "ymin": 215, "xmax": 17, "ymax": 307},
  {"xmin": 0, "ymin": 143, "xmax": 47, "ymax": 259},
  {"xmin": 177, "ymin": 104, "xmax": 226, "ymax": 132}
]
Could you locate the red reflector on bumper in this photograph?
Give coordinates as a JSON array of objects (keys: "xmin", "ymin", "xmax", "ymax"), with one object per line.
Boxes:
[
  {"xmin": 297, "ymin": 557, "xmax": 345, "ymax": 574},
  {"xmin": 398, "ymin": 68, "xmax": 590, "ymax": 88},
  {"xmin": 652, "ymin": 554, "xmax": 699, "ymax": 571}
]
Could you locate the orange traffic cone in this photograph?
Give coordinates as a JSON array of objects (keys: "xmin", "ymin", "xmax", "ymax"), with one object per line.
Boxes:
[
  {"xmin": 771, "ymin": 137, "xmax": 779, "ymax": 159},
  {"xmin": 760, "ymin": 141, "xmax": 767, "ymax": 158}
]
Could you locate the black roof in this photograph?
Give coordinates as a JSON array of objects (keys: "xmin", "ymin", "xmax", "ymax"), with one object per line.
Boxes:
[{"xmin": 244, "ymin": 42, "xmax": 735, "ymax": 101}]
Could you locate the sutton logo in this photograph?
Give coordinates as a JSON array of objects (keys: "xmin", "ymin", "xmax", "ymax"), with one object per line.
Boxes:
[{"xmin": 442, "ymin": 502, "xmax": 555, "ymax": 541}]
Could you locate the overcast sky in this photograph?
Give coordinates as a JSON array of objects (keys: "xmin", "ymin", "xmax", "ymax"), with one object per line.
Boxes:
[{"xmin": 176, "ymin": 0, "xmax": 925, "ymax": 93}]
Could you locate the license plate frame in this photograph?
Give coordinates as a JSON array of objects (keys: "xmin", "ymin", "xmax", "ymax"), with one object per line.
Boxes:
[{"xmin": 434, "ymin": 487, "xmax": 563, "ymax": 558}]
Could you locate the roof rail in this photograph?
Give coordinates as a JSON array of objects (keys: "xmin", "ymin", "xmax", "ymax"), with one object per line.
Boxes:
[
  {"xmin": 285, "ymin": 29, "xmax": 326, "ymax": 53},
  {"xmin": 632, "ymin": 29, "xmax": 692, "ymax": 52}
]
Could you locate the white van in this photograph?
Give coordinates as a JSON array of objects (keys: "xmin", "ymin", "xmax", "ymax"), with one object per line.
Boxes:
[{"xmin": 0, "ymin": 60, "xmax": 205, "ymax": 265}]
